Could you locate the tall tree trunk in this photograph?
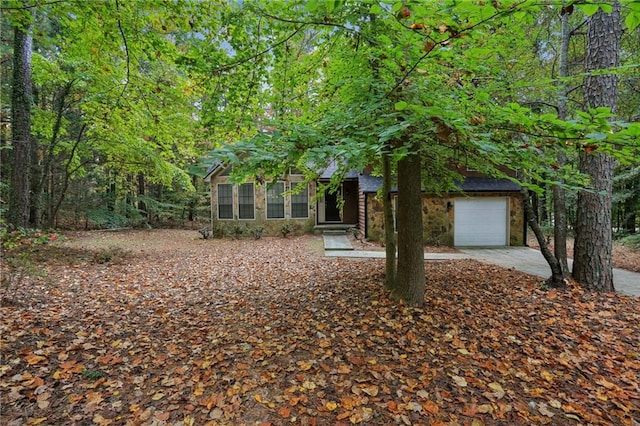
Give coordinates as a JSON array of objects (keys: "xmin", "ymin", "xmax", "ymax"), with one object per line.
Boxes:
[
  {"xmin": 8, "ymin": 21, "xmax": 33, "ymax": 228},
  {"xmin": 553, "ymin": 3, "xmax": 571, "ymax": 276},
  {"xmin": 382, "ymin": 148, "xmax": 396, "ymax": 290},
  {"xmin": 392, "ymin": 146, "xmax": 424, "ymax": 306},
  {"xmin": 29, "ymin": 134, "xmax": 42, "ymax": 228},
  {"xmin": 572, "ymin": 2, "xmax": 621, "ymax": 292},
  {"xmin": 39, "ymin": 81, "xmax": 73, "ymax": 228}
]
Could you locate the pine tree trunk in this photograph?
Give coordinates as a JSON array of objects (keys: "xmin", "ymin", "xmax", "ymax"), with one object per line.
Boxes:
[
  {"xmin": 8, "ymin": 22, "xmax": 33, "ymax": 228},
  {"xmin": 572, "ymin": 1, "xmax": 621, "ymax": 292},
  {"xmin": 382, "ymin": 149, "xmax": 396, "ymax": 290},
  {"xmin": 392, "ymin": 147, "xmax": 424, "ymax": 306}
]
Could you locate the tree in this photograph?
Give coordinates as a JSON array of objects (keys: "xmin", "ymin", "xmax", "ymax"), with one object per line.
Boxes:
[
  {"xmin": 552, "ymin": 2, "xmax": 573, "ymax": 277},
  {"xmin": 7, "ymin": 8, "xmax": 33, "ymax": 228},
  {"xmin": 2, "ymin": 0, "xmax": 210, "ymax": 229},
  {"xmin": 572, "ymin": 2, "xmax": 622, "ymax": 292},
  {"xmin": 392, "ymin": 145, "xmax": 424, "ymax": 305}
]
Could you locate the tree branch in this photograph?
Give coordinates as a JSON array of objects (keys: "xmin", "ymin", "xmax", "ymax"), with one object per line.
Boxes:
[
  {"xmin": 385, "ymin": 1, "xmax": 530, "ymax": 98},
  {"xmin": 115, "ymin": 0, "xmax": 130, "ymax": 102},
  {"xmin": 213, "ymin": 25, "xmax": 307, "ymax": 73}
]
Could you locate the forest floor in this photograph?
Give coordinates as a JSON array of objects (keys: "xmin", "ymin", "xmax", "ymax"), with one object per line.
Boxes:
[{"xmin": 1, "ymin": 229, "xmax": 639, "ymax": 425}]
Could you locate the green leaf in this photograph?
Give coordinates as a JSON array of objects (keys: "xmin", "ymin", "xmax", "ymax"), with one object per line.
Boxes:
[
  {"xmin": 305, "ymin": 0, "xmax": 319, "ymax": 12},
  {"xmin": 394, "ymin": 101, "xmax": 409, "ymax": 111},
  {"xmin": 625, "ymin": 11, "xmax": 640, "ymax": 31},
  {"xmin": 599, "ymin": 3, "xmax": 613, "ymax": 13},
  {"xmin": 370, "ymin": 3, "xmax": 383, "ymax": 15},
  {"xmin": 576, "ymin": 3, "xmax": 602, "ymax": 16}
]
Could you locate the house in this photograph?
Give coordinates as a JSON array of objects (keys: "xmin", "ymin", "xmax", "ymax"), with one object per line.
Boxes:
[{"xmin": 204, "ymin": 162, "xmax": 525, "ymax": 246}]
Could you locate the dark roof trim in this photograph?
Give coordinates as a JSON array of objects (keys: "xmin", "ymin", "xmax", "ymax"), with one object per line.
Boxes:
[
  {"xmin": 358, "ymin": 175, "xmax": 521, "ymax": 194},
  {"xmin": 456, "ymin": 177, "xmax": 521, "ymax": 192},
  {"xmin": 203, "ymin": 160, "xmax": 225, "ymax": 181}
]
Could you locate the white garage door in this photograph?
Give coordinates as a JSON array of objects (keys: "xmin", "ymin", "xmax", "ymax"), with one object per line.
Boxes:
[{"xmin": 454, "ymin": 198, "xmax": 508, "ymax": 246}]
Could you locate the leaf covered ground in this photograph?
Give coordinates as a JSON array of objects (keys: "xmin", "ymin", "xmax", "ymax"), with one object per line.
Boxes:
[{"xmin": 1, "ymin": 230, "xmax": 639, "ymax": 425}]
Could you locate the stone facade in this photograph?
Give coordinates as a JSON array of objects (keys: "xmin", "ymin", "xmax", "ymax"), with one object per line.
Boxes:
[
  {"xmin": 209, "ymin": 175, "xmax": 316, "ymax": 237},
  {"xmin": 365, "ymin": 192, "xmax": 525, "ymax": 246}
]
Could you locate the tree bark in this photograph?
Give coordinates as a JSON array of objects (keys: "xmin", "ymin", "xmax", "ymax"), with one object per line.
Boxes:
[
  {"xmin": 8, "ymin": 21, "xmax": 34, "ymax": 229},
  {"xmin": 524, "ymin": 190, "xmax": 565, "ymax": 287},
  {"xmin": 382, "ymin": 149, "xmax": 396, "ymax": 290},
  {"xmin": 392, "ymin": 146, "xmax": 424, "ymax": 306},
  {"xmin": 138, "ymin": 173, "xmax": 147, "ymax": 221},
  {"xmin": 552, "ymin": 3, "xmax": 571, "ymax": 276},
  {"xmin": 572, "ymin": 1, "xmax": 621, "ymax": 292}
]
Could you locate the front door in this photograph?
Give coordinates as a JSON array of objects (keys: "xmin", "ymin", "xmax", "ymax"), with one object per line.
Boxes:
[
  {"xmin": 324, "ymin": 191, "xmax": 342, "ymax": 222},
  {"xmin": 318, "ymin": 189, "xmax": 342, "ymax": 223}
]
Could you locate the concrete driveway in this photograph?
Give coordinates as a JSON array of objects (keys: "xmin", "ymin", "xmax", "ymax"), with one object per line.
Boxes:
[{"xmin": 460, "ymin": 247, "xmax": 640, "ymax": 297}]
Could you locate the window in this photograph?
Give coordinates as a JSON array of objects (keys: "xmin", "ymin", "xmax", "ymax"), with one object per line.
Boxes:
[
  {"xmin": 238, "ymin": 183, "xmax": 255, "ymax": 219},
  {"xmin": 290, "ymin": 182, "xmax": 309, "ymax": 218},
  {"xmin": 267, "ymin": 182, "xmax": 285, "ymax": 219},
  {"xmin": 218, "ymin": 184, "xmax": 233, "ymax": 219}
]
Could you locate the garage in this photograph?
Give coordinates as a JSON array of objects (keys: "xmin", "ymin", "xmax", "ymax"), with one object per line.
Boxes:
[{"xmin": 454, "ymin": 197, "xmax": 509, "ymax": 246}]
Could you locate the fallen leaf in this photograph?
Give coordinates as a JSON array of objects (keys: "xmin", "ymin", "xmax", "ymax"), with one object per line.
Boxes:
[
  {"xmin": 92, "ymin": 414, "xmax": 114, "ymax": 425},
  {"xmin": 452, "ymin": 375, "xmax": 467, "ymax": 387},
  {"xmin": 325, "ymin": 401, "xmax": 338, "ymax": 411}
]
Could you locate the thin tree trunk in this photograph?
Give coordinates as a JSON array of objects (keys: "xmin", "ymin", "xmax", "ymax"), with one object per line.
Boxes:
[
  {"xmin": 50, "ymin": 123, "xmax": 86, "ymax": 227},
  {"xmin": 553, "ymin": 3, "xmax": 571, "ymax": 276},
  {"xmin": 623, "ymin": 190, "xmax": 637, "ymax": 234},
  {"xmin": 524, "ymin": 190, "xmax": 565, "ymax": 287},
  {"xmin": 138, "ymin": 173, "xmax": 147, "ymax": 221},
  {"xmin": 392, "ymin": 146, "xmax": 424, "ymax": 306},
  {"xmin": 8, "ymin": 20, "xmax": 33, "ymax": 228},
  {"xmin": 382, "ymin": 148, "xmax": 396, "ymax": 290},
  {"xmin": 572, "ymin": 1, "xmax": 621, "ymax": 292}
]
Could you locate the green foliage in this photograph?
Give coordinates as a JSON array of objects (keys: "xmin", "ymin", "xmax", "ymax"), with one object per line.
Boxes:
[
  {"xmin": 619, "ymin": 233, "xmax": 640, "ymax": 249},
  {"xmin": 0, "ymin": 226, "xmax": 61, "ymax": 251},
  {"xmin": 2, "ymin": 0, "xmax": 639, "ymax": 232},
  {"xmin": 86, "ymin": 207, "xmax": 138, "ymax": 230},
  {"xmin": 81, "ymin": 369, "xmax": 105, "ymax": 380}
]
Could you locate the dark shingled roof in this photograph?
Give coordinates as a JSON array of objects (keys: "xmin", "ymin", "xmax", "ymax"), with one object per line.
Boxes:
[
  {"xmin": 456, "ymin": 177, "xmax": 521, "ymax": 192},
  {"xmin": 203, "ymin": 160, "xmax": 224, "ymax": 180},
  {"xmin": 319, "ymin": 161, "xmax": 359, "ymax": 179},
  {"xmin": 359, "ymin": 174, "xmax": 383, "ymax": 193}
]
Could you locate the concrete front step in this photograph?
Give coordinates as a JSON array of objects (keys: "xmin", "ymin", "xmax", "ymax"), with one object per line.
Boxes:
[
  {"xmin": 323, "ymin": 230, "xmax": 348, "ymax": 235},
  {"xmin": 323, "ymin": 234, "xmax": 354, "ymax": 251}
]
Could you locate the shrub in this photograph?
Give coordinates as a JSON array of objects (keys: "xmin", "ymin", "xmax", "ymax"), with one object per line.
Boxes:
[
  {"xmin": 620, "ymin": 233, "xmax": 640, "ymax": 249},
  {"xmin": 281, "ymin": 223, "xmax": 294, "ymax": 238}
]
